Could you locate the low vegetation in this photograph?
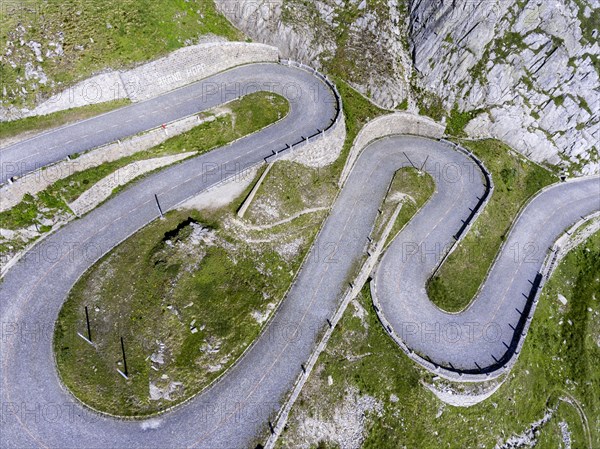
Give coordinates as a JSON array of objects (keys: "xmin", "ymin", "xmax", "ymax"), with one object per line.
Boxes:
[
  {"xmin": 0, "ymin": 99, "xmax": 130, "ymax": 143},
  {"xmin": 54, "ymin": 202, "xmax": 321, "ymax": 416},
  {"xmin": 370, "ymin": 167, "xmax": 435, "ymax": 247},
  {"xmin": 445, "ymin": 105, "xmax": 483, "ymax": 137},
  {"xmin": 331, "ymin": 77, "xmax": 387, "ymax": 174},
  {"xmin": 0, "ymin": 92, "xmax": 288, "ymax": 263},
  {"xmin": 245, "ymin": 161, "xmax": 338, "ymax": 225},
  {"xmin": 279, "ymin": 230, "xmax": 600, "ymax": 448},
  {"xmin": 0, "ymin": 0, "xmax": 244, "ymax": 108},
  {"xmin": 427, "ymin": 138, "xmax": 557, "ymax": 312}
]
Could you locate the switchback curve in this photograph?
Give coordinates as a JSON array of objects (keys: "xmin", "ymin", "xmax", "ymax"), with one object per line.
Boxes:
[{"xmin": 0, "ymin": 69, "xmax": 598, "ymax": 449}]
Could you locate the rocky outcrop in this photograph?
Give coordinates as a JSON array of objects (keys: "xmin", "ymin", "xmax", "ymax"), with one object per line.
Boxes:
[
  {"xmin": 215, "ymin": 0, "xmax": 413, "ymax": 109},
  {"xmin": 409, "ymin": 0, "xmax": 599, "ymax": 173},
  {"xmin": 218, "ymin": 0, "xmax": 599, "ymax": 174}
]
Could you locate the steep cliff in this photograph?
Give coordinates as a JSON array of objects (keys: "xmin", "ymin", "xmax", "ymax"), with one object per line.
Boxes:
[
  {"xmin": 215, "ymin": 0, "xmax": 414, "ymax": 109},
  {"xmin": 216, "ymin": 0, "xmax": 599, "ymax": 174},
  {"xmin": 409, "ymin": 0, "xmax": 599, "ymax": 173}
]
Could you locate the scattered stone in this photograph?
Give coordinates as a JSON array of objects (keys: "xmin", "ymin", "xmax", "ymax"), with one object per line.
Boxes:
[
  {"xmin": 289, "ymin": 386, "xmax": 383, "ymax": 449},
  {"xmin": 559, "ymin": 421, "xmax": 571, "ymax": 449}
]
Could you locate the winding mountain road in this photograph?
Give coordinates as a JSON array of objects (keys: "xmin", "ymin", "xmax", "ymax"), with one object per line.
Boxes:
[
  {"xmin": 0, "ymin": 62, "xmax": 598, "ymax": 448},
  {"xmin": 0, "ymin": 62, "xmax": 335, "ymax": 183}
]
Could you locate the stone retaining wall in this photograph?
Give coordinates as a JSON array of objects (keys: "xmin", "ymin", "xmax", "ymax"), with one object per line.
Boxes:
[
  {"xmin": 1, "ymin": 42, "xmax": 279, "ymax": 121},
  {"xmin": 68, "ymin": 153, "xmax": 194, "ymax": 216},
  {"xmin": 340, "ymin": 112, "xmax": 446, "ymax": 186},
  {"xmin": 23, "ymin": 72, "xmax": 128, "ymax": 119},
  {"xmin": 265, "ymin": 60, "xmax": 345, "ymax": 168},
  {"xmin": 278, "ymin": 111, "xmax": 346, "ymax": 167},
  {"xmin": 0, "ymin": 112, "xmax": 225, "ymax": 211},
  {"xmin": 122, "ymin": 42, "xmax": 279, "ymax": 102}
]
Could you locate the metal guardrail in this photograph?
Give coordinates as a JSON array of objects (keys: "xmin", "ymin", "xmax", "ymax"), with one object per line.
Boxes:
[
  {"xmin": 429, "ymin": 139, "xmax": 495, "ymax": 278},
  {"xmin": 264, "ymin": 59, "xmax": 343, "ymax": 163}
]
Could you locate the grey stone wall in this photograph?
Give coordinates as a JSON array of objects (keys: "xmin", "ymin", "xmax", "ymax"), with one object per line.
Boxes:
[
  {"xmin": 122, "ymin": 42, "xmax": 279, "ymax": 102},
  {"xmin": 340, "ymin": 112, "xmax": 446, "ymax": 186},
  {"xmin": 278, "ymin": 113, "xmax": 346, "ymax": 167},
  {"xmin": 1, "ymin": 42, "xmax": 279, "ymax": 121}
]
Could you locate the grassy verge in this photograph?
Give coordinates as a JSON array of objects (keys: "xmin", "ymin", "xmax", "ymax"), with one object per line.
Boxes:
[
  {"xmin": 53, "ymin": 192, "xmax": 324, "ymax": 416},
  {"xmin": 279, "ymin": 231, "xmax": 600, "ymax": 448},
  {"xmin": 1, "ymin": 0, "xmax": 244, "ymax": 108},
  {"xmin": 330, "ymin": 77, "xmax": 387, "ymax": 175},
  {"xmin": 0, "ymin": 92, "xmax": 288, "ymax": 269},
  {"xmin": 374, "ymin": 168, "xmax": 435, "ymax": 248},
  {"xmin": 445, "ymin": 105, "xmax": 483, "ymax": 137},
  {"xmin": 0, "ymin": 99, "xmax": 130, "ymax": 143},
  {"xmin": 427, "ymin": 139, "xmax": 558, "ymax": 312},
  {"xmin": 386, "ymin": 168, "xmax": 435, "ymax": 244}
]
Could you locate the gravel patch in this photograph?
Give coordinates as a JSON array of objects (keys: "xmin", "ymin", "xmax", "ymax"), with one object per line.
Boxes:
[{"xmin": 291, "ymin": 386, "xmax": 383, "ymax": 449}]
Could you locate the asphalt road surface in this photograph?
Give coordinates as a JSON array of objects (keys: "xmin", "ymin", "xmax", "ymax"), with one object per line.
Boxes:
[
  {"xmin": 1, "ymin": 63, "xmax": 598, "ymax": 448},
  {"xmin": 372, "ymin": 139, "xmax": 600, "ymax": 374},
  {"xmin": 0, "ymin": 63, "xmax": 336, "ymax": 183}
]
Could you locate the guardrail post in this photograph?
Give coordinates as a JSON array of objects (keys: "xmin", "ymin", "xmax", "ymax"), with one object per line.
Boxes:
[
  {"xmin": 85, "ymin": 306, "xmax": 92, "ymax": 342},
  {"xmin": 154, "ymin": 194, "xmax": 164, "ymax": 218}
]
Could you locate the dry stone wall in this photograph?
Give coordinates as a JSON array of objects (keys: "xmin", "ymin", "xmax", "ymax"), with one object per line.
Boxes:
[
  {"xmin": 340, "ymin": 112, "xmax": 446, "ymax": 185},
  {"xmin": 1, "ymin": 42, "xmax": 280, "ymax": 121}
]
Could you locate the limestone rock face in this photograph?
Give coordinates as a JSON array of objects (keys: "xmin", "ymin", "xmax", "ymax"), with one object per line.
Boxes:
[
  {"xmin": 218, "ymin": 0, "xmax": 599, "ymax": 173},
  {"xmin": 215, "ymin": 0, "xmax": 413, "ymax": 110},
  {"xmin": 409, "ymin": 0, "xmax": 599, "ymax": 173}
]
